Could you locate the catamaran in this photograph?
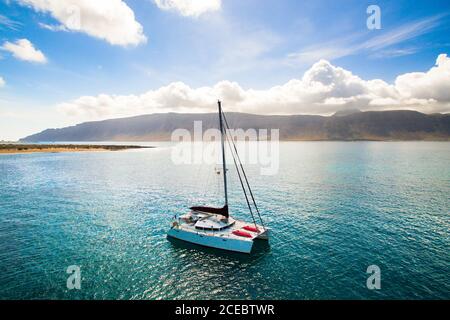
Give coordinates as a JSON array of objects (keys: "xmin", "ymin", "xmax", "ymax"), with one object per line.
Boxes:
[{"xmin": 167, "ymin": 101, "xmax": 269, "ymax": 253}]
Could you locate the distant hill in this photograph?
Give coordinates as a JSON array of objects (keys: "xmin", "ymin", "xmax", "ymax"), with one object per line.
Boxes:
[
  {"xmin": 20, "ymin": 110, "xmax": 450, "ymax": 142},
  {"xmin": 333, "ymin": 109, "xmax": 362, "ymax": 117}
]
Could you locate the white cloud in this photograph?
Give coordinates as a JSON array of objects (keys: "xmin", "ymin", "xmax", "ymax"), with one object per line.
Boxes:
[
  {"xmin": 369, "ymin": 48, "xmax": 418, "ymax": 59},
  {"xmin": 288, "ymin": 15, "xmax": 443, "ymax": 64},
  {"xmin": 0, "ymin": 14, "xmax": 22, "ymax": 30},
  {"xmin": 0, "ymin": 76, "xmax": 5, "ymax": 87},
  {"xmin": 1, "ymin": 39, "xmax": 47, "ymax": 63},
  {"xmin": 38, "ymin": 22, "xmax": 68, "ymax": 32},
  {"xmin": 395, "ymin": 54, "xmax": 450, "ymax": 102},
  {"xmin": 154, "ymin": 0, "xmax": 221, "ymax": 17},
  {"xmin": 18, "ymin": 0, "xmax": 147, "ymax": 46},
  {"xmin": 57, "ymin": 54, "xmax": 450, "ymax": 120}
]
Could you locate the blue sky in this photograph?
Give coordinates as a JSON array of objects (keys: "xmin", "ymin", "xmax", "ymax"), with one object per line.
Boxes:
[{"xmin": 0, "ymin": 0, "xmax": 449, "ymax": 140}]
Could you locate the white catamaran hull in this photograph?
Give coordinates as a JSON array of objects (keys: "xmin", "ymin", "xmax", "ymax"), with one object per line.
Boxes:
[{"xmin": 167, "ymin": 228, "xmax": 254, "ymax": 253}]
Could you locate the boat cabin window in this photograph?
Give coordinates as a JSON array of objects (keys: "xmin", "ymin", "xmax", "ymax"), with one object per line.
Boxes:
[{"xmin": 195, "ymin": 225, "xmax": 230, "ymax": 231}]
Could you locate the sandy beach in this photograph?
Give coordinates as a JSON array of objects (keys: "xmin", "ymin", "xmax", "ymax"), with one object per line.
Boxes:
[{"xmin": 0, "ymin": 144, "xmax": 151, "ymax": 154}]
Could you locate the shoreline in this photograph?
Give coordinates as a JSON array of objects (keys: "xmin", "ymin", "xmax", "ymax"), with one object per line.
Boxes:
[{"xmin": 0, "ymin": 144, "xmax": 153, "ymax": 155}]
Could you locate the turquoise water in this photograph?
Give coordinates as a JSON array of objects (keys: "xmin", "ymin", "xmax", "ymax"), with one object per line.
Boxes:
[{"xmin": 0, "ymin": 142, "xmax": 449, "ymax": 300}]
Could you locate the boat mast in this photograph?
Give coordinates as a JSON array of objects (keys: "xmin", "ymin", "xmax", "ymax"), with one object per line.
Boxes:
[{"xmin": 218, "ymin": 100, "xmax": 228, "ymax": 207}]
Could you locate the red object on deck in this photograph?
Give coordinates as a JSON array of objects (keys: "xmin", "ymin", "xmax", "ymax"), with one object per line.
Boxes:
[
  {"xmin": 243, "ymin": 225, "xmax": 260, "ymax": 233},
  {"xmin": 232, "ymin": 230, "xmax": 253, "ymax": 238}
]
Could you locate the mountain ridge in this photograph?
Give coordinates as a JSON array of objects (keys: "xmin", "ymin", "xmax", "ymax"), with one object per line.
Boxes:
[{"xmin": 20, "ymin": 110, "xmax": 450, "ymax": 142}]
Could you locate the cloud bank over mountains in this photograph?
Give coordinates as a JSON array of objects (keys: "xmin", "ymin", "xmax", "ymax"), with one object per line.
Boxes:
[{"xmin": 58, "ymin": 54, "xmax": 450, "ymax": 120}]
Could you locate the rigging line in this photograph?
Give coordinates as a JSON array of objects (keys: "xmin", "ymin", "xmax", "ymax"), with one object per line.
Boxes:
[
  {"xmin": 222, "ymin": 111, "xmax": 266, "ymax": 229},
  {"xmin": 222, "ymin": 113, "xmax": 258, "ymax": 229},
  {"xmin": 223, "ymin": 112, "xmax": 263, "ymax": 225},
  {"xmin": 223, "ymin": 123, "xmax": 258, "ymax": 229},
  {"xmin": 224, "ymin": 115, "xmax": 265, "ymax": 229},
  {"xmin": 225, "ymin": 134, "xmax": 258, "ymax": 229},
  {"xmin": 221, "ymin": 112, "xmax": 255, "ymax": 211}
]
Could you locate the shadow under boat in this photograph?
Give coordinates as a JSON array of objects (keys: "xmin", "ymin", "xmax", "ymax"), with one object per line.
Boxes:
[{"xmin": 167, "ymin": 235, "xmax": 271, "ymax": 260}]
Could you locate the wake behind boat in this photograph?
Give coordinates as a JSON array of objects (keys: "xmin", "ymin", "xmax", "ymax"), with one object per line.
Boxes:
[{"xmin": 167, "ymin": 101, "xmax": 269, "ymax": 253}]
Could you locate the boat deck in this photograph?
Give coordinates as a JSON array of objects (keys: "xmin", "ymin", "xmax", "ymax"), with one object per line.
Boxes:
[{"xmin": 175, "ymin": 214, "xmax": 265, "ymax": 242}]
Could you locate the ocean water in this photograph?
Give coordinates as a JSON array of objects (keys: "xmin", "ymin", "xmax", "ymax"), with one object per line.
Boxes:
[{"xmin": 0, "ymin": 142, "xmax": 449, "ymax": 300}]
